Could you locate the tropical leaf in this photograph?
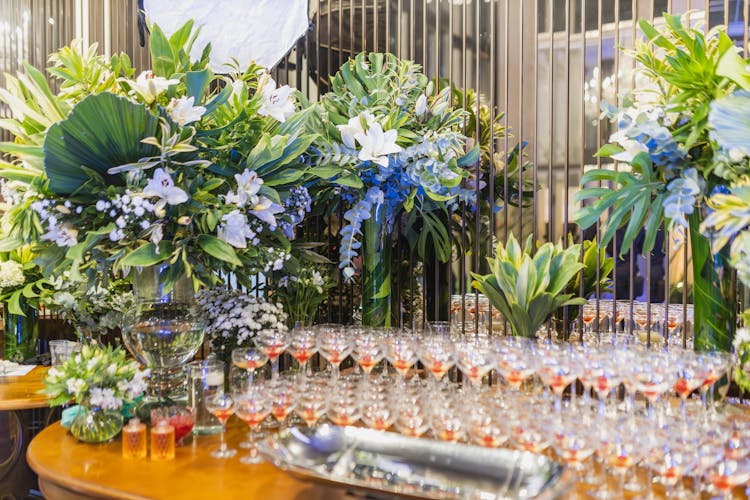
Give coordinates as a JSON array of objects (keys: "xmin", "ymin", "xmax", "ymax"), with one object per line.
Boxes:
[{"xmin": 43, "ymin": 93, "xmax": 159, "ymax": 195}]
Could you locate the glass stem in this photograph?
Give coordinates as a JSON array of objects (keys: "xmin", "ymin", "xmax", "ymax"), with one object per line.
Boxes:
[
  {"xmin": 220, "ymin": 423, "xmax": 227, "ymax": 452},
  {"xmin": 271, "ymin": 358, "xmax": 279, "ymax": 380}
]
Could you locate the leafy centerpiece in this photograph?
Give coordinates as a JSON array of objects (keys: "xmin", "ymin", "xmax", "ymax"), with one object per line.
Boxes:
[
  {"xmin": 313, "ymin": 52, "xmax": 479, "ymax": 326},
  {"xmin": 43, "ymin": 344, "xmax": 149, "ymax": 443},
  {"xmin": 574, "ymin": 15, "xmax": 748, "ymax": 352},
  {"xmin": 0, "ymin": 21, "xmax": 320, "ymax": 396},
  {"xmin": 472, "ymin": 234, "xmax": 585, "ymax": 339}
]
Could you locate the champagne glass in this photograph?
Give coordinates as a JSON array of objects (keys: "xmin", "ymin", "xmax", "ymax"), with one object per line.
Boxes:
[
  {"xmin": 352, "ymin": 333, "xmax": 385, "ymax": 378},
  {"xmin": 419, "ymin": 337, "xmax": 456, "ymax": 384},
  {"xmin": 392, "ymin": 393, "xmax": 430, "ymax": 438},
  {"xmin": 232, "ymin": 347, "xmax": 268, "ymax": 384},
  {"xmin": 295, "ymin": 379, "xmax": 328, "ymax": 426},
  {"xmin": 327, "ymin": 386, "xmax": 361, "ymax": 426},
  {"xmin": 535, "ymin": 346, "xmax": 575, "ymax": 412},
  {"xmin": 256, "ymin": 331, "xmax": 289, "ymax": 380},
  {"xmin": 455, "ymin": 340, "xmax": 494, "ymax": 389},
  {"xmin": 468, "ymin": 404, "xmax": 508, "ymax": 448},
  {"xmin": 288, "ymin": 327, "xmax": 317, "ymax": 379},
  {"xmin": 205, "ymin": 393, "xmax": 236, "ymax": 459},
  {"xmin": 429, "ymin": 396, "xmax": 465, "ymax": 443},
  {"xmin": 268, "ymin": 375, "xmax": 296, "ymax": 428},
  {"xmin": 631, "ymin": 352, "xmax": 676, "ymax": 420},
  {"xmin": 673, "ymin": 351, "xmax": 704, "ymax": 419},
  {"xmin": 547, "ymin": 414, "xmax": 596, "ymax": 473},
  {"xmin": 359, "ymin": 389, "xmax": 393, "ymax": 431},
  {"xmin": 707, "ymin": 458, "xmax": 750, "ymax": 500},
  {"xmin": 232, "ymin": 386, "xmax": 269, "ymax": 464},
  {"xmin": 385, "ymin": 334, "xmax": 419, "ymax": 381},
  {"xmin": 316, "ymin": 325, "xmax": 352, "ymax": 379}
]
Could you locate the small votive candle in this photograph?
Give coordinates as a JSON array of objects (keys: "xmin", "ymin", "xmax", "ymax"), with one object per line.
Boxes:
[
  {"xmin": 122, "ymin": 418, "xmax": 147, "ymax": 459},
  {"xmin": 150, "ymin": 419, "xmax": 175, "ymax": 461}
]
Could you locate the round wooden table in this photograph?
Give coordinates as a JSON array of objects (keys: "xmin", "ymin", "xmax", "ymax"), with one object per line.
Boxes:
[
  {"xmin": 0, "ymin": 366, "xmax": 53, "ymax": 499},
  {"xmin": 0, "ymin": 365, "xmax": 50, "ymax": 411},
  {"xmin": 28, "ymin": 422, "xmax": 350, "ymax": 500}
]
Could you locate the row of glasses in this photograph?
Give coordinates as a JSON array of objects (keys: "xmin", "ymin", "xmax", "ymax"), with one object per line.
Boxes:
[{"xmin": 201, "ymin": 360, "xmax": 750, "ymax": 498}]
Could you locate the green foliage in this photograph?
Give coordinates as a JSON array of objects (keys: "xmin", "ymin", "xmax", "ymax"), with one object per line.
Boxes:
[
  {"xmin": 471, "ymin": 234, "xmax": 585, "ymax": 338},
  {"xmin": 43, "ymin": 93, "xmax": 160, "ymax": 194},
  {"xmin": 575, "ymin": 152, "xmax": 665, "ymax": 256}
]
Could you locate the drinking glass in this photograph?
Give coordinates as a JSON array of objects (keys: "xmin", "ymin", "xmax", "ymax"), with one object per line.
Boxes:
[
  {"xmin": 547, "ymin": 414, "xmax": 596, "ymax": 473},
  {"xmin": 385, "ymin": 334, "xmax": 419, "ymax": 381},
  {"xmin": 707, "ymin": 458, "xmax": 750, "ymax": 500},
  {"xmin": 535, "ymin": 346, "xmax": 575, "ymax": 412},
  {"xmin": 360, "ymin": 388, "xmax": 393, "ymax": 431},
  {"xmin": 188, "ymin": 360, "xmax": 225, "ymax": 435},
  {"xmin": 455, "ymin": 340, "xmax": 494, "ymax": 388},
  {"xmin": 232, "ymin": 386, "xmax": 269, "ymax": 464},
  {"xmin": 288, "ymin": 327, "xmax": 317, "ymax": 378},
  {"xmin": 294, "ymin": 378, "xmax": 328, "ymax": 426},
  {"xmin": 256, "ymin": 331, "xmax": 289, "ymax": 380},
  {"xmin": 232, "ymin": 347, "xmax": 268, "ymax": 384},
  {"xmin": 419, "ymin": 337, "xmax": 456, "ymax": 383},
  {"xmin": 316, "ymin": 325, "xmax": 352, "ymax": 378},
  {"xmin": 429, "ymin": 395, "xmax": 464, "ymax": 443},
  {"xmin": 205, "ymin": 393, "xmax": 236, "ymax": 459},
  {"xmin": 327, "ymin": 388, "xmax": 361, "ymax": 426},
  {"xmin": 352, "ymin": 333, "xmax": 385, "ymax": 378}
]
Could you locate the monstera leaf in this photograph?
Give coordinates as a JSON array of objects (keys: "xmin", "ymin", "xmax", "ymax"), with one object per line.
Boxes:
[{"xmin": 44, "ymin": 93, "xmax": 159, "ymax": 194}]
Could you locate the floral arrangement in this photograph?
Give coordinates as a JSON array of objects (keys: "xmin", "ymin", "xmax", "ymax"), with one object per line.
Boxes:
[
  {"xmin": 735, "ymin": 321, "xmax": 750, "ymax": 393},
  {"xmin": 42, "ymin": 344, "xmax": 149, "ymax": 410},
  {"xmin": 49, "ymin": 276, "xmax": 133, "ymax": 335},
  {"xmin": 196, "ymin": 287, "xmax": 287, "ymax": 361},
  {"xmin": 0, "ymin": 21, "xmax": 322, "ymax": 293},
  {"xmin": 573, "ymin": 15, "xmax": 750, "ymax": 352},
  {"xmin": 472, "ymin": 234, "xmax": 585, "ymax": 338},
  {"xmin": 272, "ymin": 256, "xmax": 337, "ymax": 327},
  {"xmin": 0, "ymin": 245, "xmax": 51, "ymax": 315},
  {"xmin": 312, "ymin": 52, "xmax": 479, "ymax": 280}
]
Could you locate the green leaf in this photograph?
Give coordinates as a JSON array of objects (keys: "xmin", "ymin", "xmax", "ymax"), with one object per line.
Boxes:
[
  {"xmin": 185, "ymin": 69, "xmax": 212, "ymax": 105},
  {"xmin": 308, "ymin": 165, "xmax": 341, "ymax": 179},
  {"xmin": 120, "ymin": 242, "xmax": 174, "ymax": 267},
  {"xmin": 334, "ymin": 173, "xmax": 364, "ymax": 189},
  {"xmin": 43, "ymin": 93, "xmax": 159, "ymax": 195},
  {"xmin": 197, "ymin": 234, "xmax": 242, "ymax": 266},
  {"xmin": 594, "ymin": 144, "xmax": 625, "ymax": 157},
  {"xmin": 149, "ymin": 24, "xmax": 176, "ymax": 77}
]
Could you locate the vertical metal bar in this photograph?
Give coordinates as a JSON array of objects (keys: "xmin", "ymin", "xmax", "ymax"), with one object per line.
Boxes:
[
  {"xmin": 547, "ymin": 0, "xmax": 554, "ymax": 247},
  {"xmin": 422, "ymin": 0, "xmax": 427, "ymax": 66},
  {"xmin": 315, "ymin": 0, "xmax": 321, "ymax": 101},
  {"xmin": 744, "ymin": 0, "xmax": 749, "ymax": 57},
  {"xmin": 374, "ymin": 0, "xmax": 379, "ymax": 51},
  {"xmin": 362, "ymin": 0, "xmax": 367, "ymax": 52},
  {"xmin": 577, "ymin": 0, "xmax": 587, "ymax": 340},
  {"xmin": 327, "ymin": 0, "xmax": 332, "ymax": 90},
  {"xmin": 434, "ymin": 0, "xmax": 439, "ymax": 78},
  {"xmin": 533, "ymin": 0, "xmax": 540, "ymax": 263},
  {"xmin": 385, "ymin": 0, "xmax": 390, "ymax": 53},
  {"xmin": 516, "ymin": 0, "xmax": 524, "ymax": 244},
  {"xmin": 410, "ymin": 0, "xmax": 414, "ymax": 60},
  {"xmin": 612, "ymin": 0, "xmax": 621, "ymax": 339},
  {"xmin": 503, "ymin": 0, "xmax": 509, "ymax": 240},
  {"xmin": 486, "ymin": 0, "xmax": 497, "ymax": 336},
  {"xmin": 595, "ymin": 0, "xmax": 603, "ymax": 341},
  {"xmin": 460, "ymin": 0, "xmax": 468, "ymax": 334}
]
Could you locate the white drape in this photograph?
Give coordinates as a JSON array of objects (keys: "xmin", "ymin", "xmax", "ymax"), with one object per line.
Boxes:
[{"xmin": 143, "ymin": 0, "xmax": 309, "ymax": 71}]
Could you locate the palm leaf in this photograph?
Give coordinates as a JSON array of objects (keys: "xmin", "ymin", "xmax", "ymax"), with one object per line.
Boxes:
[{"xmin": 43, "ymin": 93, "xmax": 159, "ymax": 194}]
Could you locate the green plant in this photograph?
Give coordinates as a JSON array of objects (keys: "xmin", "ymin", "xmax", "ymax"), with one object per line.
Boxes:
[{"xmin": 472, "ymin": 234, "xmax": 585, "ymax": 338}]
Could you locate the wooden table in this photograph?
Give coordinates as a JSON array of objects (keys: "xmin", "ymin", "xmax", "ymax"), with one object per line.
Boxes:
[
  {"xmin": 0, "ymin": 366, "xmax": 53, "ymax": 499},
  {"xmin": 28, "ymin": 422, "xmax": 350, "ymax": 500}
]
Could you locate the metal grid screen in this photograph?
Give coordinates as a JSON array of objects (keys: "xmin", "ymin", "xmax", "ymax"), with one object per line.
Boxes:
[{"xmin": 0, "ymin": 0, "xmax": 747, "ymax": 344}]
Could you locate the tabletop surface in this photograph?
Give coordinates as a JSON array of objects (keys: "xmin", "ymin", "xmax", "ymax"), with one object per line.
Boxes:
[
  {"xmin": 28, "ymin": 422, "xmax": 350, "ymax": 500},
  {"xmin": 0, "ymin": 365, "xmax": 51, "ymax": 411}
]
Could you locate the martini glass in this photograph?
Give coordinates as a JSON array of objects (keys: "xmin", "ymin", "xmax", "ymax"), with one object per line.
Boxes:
[
  {"xmin": 205, "ymin": 393, "xmax": 236, "ymax": 459},
  {"xmin": 419, "ymin": 337, "xmax": 456, "ymax": 384},
  {"xmin": 256, "ymin": 331, "xmax": 289, "ymax": 380},
  {"xmin": 316, "ymin": 326, "xmax": 352, "ymax": 379},
  {"xmin": 352, "ymin": 333, "xmax": 385, "ymax": 379},
  {"xmin": 288, "ymin": 327, "xmax": 317, "ymax": 379},
  {"xmin": 232, "ymin": 386, "xmax": 269, "ymax": 464},
  {"xmin": 232, "ymin": 347, "xmax": 268, "ymax": 384}
]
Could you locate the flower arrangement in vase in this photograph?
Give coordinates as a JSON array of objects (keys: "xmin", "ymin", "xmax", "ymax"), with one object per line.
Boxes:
[
  {"xmin": 574, "ymin": 14, "xmax": 750, "ymax": 352},
  {"xmin": 311, "ymin": 52, "xmax": 479, "ymax": 326},
  {"xmin": 272, "ymin": 256, "xmax": 337, "ymax": 327},
  {"xmin": 42, "ymin": 344, "xmax": 149, "ymax": 442},
  {"xmin": 0, "ymin": 20, "xmax": 323, "ymax": 294}
]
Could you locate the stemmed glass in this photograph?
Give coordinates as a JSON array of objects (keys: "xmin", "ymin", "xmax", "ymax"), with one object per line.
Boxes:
[
  {"xmin": 429, "ymin": 394, "xmax": 465, "ymax": 443},
  {"xmin": 256, "ymin": 331, "xmax": 289, "ymax": 380},
  {"xmin": 385, "ymin": 334, "xmax": 419, "ymax": 381},
  {"xmin": 455, "ymin": 340, "xmax": 494, "ymax": 389},
  {"xmin": 205, "ymin": 393, "xmax": 236, "ymax": 459},
  {"xmin": 359, "ymin": 387, "xmax": 393, "ymax": 431},
  {"xmin": 232, "ymin": 347, "xmax": 268, "ymax": 384},
  {"xmin": 673, "ymin": 351, "xmax": 704, "ymax": 419},
  {"xmin": 707, "ymin": 458, "xmax": 750, "ymax": 500},
  {"xmin": 604, "ymin": 418, "xmax": 645, "ymax": 497},
  {"xmin": 288, "ymin": 327, "xmax": 317, "ymax": 379},
  {"xmin": 268, "ymin": 375, "xmax": 296, "ymax": 428},
  {"xmin": 535, "ymin": 346, "xmax": 576, "ymax": 412},
  {"xmin": 352, "ymin": 333, "xmax": 385, "ymax": 379},
  {"xmin": 494, "ymin": 340, "xmax": 534, "ymax": 391},
  {"xmin": 294, "ymin": 378, "xmax": 328, "ymax": 426},
  {"xmin": 547, "ymin": 413, "xmax": 596, "ymax": 473},
  {"xmin": 419, "ymin": 337, "xmax": 456, "ymax": 384},
  {"xmin": 699, "ymin": 352, "xmax": 732, "ymax": 419},
  {"xmin": 630, "ymin": 352, "xmax": 676, "ymax": 420},
  {"xmin": 232, "ymin": 385, "xmax": 269, "ymax": 464},
  {"xmin": 316, "ymin": 325, "xmax": 352, "ymax": 379},
  {"xmin": 392, "ymin": 393, "xmax": 430, "ymax": 438}
]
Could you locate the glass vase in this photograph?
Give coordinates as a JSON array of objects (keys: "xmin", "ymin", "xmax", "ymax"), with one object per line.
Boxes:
[
  {"xmin": 2, "ymin": 299, "xmax": 38, "ymax": 362},
  {"xmin": 121, "ymin": 265, "xmax": 205, "ymax": 401},
  {"xmin": 69, "ymin": 402, "xmax": 124, "ymax": 443},
  {"xmin": 361, "ymin": 201, "xmax": 393, "ymax": 327},
  {"xmin": 688, "ymin": 211, "xmax": 736, "ymax": 352}
]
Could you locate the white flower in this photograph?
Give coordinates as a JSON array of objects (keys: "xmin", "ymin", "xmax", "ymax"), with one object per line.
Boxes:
[
  {"xmin": 415, "ymin": 94, "xmax": 428, "ymax": 117},
  {"xmin": 337, "ymin": 111, "xmax": 376, "ymax": 149},
  {"xmin": 150, "ymin": 224, "xmax": 164, "ymax": 247},
  {"xmin": 735, "ymin": 327, "xmax": 750, "ymax": 351},
  {"xmin": 89, "ymin": 387, "xmax": 122, "ymax": 411},
  {"xmin": 142, "ymin": 168, "xmax": 189, "ymax": 215},
  {"xmin": 166, "ymin": 96, "xmax": 206, "ymax": 126},
  {"xmin": 257, "ymin": 78, "xmax": 296, "ymax": 123},
  {"xmin": 249, "ymin": 196, "xmax": 284, "ymax": 227},
  {"xmin": 0, "ymin": 261, "xmax": 24, "ymax": 290},
  {"xmin": 66, "ymin": 377, "xmax": 86, "ymax": 396},
  {"xmin": 354, "ymin": 122, "xmax": 402, "ymax": 167},
  {"xmin": 226, "ymin": 170, "xmax": 263, "ymax": 208},
  {"xmin": 217, "ymin": 210, "xmax": 255, "ymax": 248},
  {"xmin": 109, "ymin": 228, "xmax": 125, "ymax": 242},
  {"xmin": 130, "ymin": 71, "xmax": 179, "ymax": 103},
  {"xmin": 609, "ymin": 129, "xmax": 648, "ymax": 163},
  {"xmin": 42, "ymin": 225, "xmax": 79, "ymax": 247}
]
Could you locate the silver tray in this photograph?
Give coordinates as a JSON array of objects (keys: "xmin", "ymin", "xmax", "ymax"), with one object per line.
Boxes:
[{"xmin": 258, "ymin": 425, "xmax": 574, "ymax": 499}]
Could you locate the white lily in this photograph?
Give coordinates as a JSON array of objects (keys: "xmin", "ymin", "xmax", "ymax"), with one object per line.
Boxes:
[
  {"xmin": 142, "ymin": 168, "xmax": 189, "ymax": 215},
  {"xmin": 225, "ymin": 170, "xmax": 264, "ymax": 208},
  {"xmin": 415, "ymin": 94, "xmax": 428, "ymax": 117},
  {"xmin": 166, "ymin": 96, "xmax": 206, "ymax": 126},
  {"xmin": 249, "ymin": 196, "xmax": 284, "ymax": 227},
  {"xmin": 217, "ymin": 210, "xmax": 256, "ymax": 248},
  {"xmin": 130, "ymin": 71, "xmax": 179, "ymax": 103},
  {"xmin": 354, "ymin": 122, "xmax": 402, "ymax": 167},
  {"xmin": 337, "ymin": 111, "xmax": 376, "ymax": 149},
  {"xmin": 257, "ymin": 78, "xmax": 296, "ymax": 123}
]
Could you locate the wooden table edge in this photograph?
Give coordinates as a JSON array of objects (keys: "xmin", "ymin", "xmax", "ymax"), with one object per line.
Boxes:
[
  {"xmin": 27, "ymin": 425, "xmax": 151, "ymax": 500},
  {"xmin": 0, "ymin": 366, "xmax": 52, "ymax": 411}
]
